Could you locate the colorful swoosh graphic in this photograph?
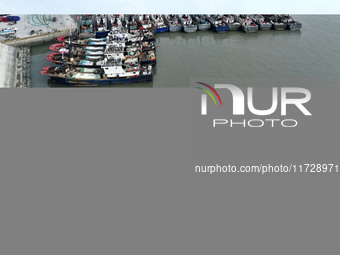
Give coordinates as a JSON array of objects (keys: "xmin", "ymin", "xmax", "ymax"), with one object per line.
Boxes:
[{"xmin": 196, "ymin": 82, "xmax": 223, "ymax": 106}]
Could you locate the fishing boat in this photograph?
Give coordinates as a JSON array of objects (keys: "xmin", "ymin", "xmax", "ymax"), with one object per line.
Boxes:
[
  {"xmin": 107, "ymin": 30, "xmax": 137, "ymax": 44},
  {"xmin": 60, "ymin": 38, "xmax": 107, "ymax": 47},
  {"xmin": 80, "ymin": 15, "xmax": 93, "ymax": 26},
  {"xmin": 41, "ymin": 61, "xmax": 153, "ymax": 86},
  {"xmin": 264, "ymin": 15, "xmax": 286, "ymax": 30},
  {"xmin": 178, "ymin": 14, "xmax": 197, "ymax": 33},
  {"xmin": 46, "ymin": 51, "xmax": 136, "ymax": 68},
  {"xmin": 206, "ymin": 15, "xmax": 229, "ymax": 33},
  {"xmin": 95, "ymin": 14, "xmax": 110, "ymax": 38},
  {"xmin": 191, "ymin": 15, "xmax": 211, "ymax": 31},
  {"xmin": 163, "ymin": 15, "xmax": 183, "ymax": 32},
  {"xmin": 53, "ymin": 44, "xmax": 104, "ymax": 52},
  {"xmin": 123, "ymin": 15, "xmax": 139, "ymax": 33},
  {"xmin": 105, "ymin": 43, "xmax": 156, "ymax": 66},
  {"xmin": 136, "ymin": 41, "xmax": 156, "ymax": 52},
  {"xmin": 234, "ymin": 15, "xmax": 258, "ymax": 33},
  {"xmin": 110, "ymin": 15, "xmax": 126, "ymax": 33},
  {"xmin": 140, "ymin": 51, "xmax": 157, "ymax": 66},
  {"xmin": 141, "ymin": 31, "xmax": 155, "ymax": 42},
  {"xmin": 249, "ymin": 14, "xmax": 272, "ymax": 30},
  {"xmin": 46, "ymin": 52, "xmax": 104, "ymax": 64},
  {"xmin": 106, "ymin": 32, "xmax": 156, "ymax": 52},
  {"xmin": 57, "ymin": 36, "xmax": 106, "ymax": 43},
  {"xmin": 107, "ymin": 28, "xmax": 154, "ymax": 44},
  {"xmin": 150, "ymin": 14, "xmax": 169, "ymax": 33},
  {"xmin": 223, "ymin": 15, "xmax": 241, "ymax": 31},
  {"xmin": 49, "ymin": 40, "xmax": 156, "ymax": 67},
  {"xmin": 136, "ymin": 14, "xmax": 156, "ymax": 33},
  {"xmin": 280, "ymin": 15, "xmax": 302, "ymax": 30},
  {"xmin": 286, "ymin": 21, "xmax": 302, "ymax": 31},
  {"xmin": 80, "ymin": 15, "xmax": 93, "ymax": 34},
  {"xmin": 104, "ymin": 42, "xmax": 139, "ymax": 64},
  {"xmin": 50, "ymin": 43, "xmax": 70, "ymax": 52}
]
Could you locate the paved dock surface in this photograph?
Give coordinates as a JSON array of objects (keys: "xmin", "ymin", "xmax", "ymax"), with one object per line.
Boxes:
[{"xmin": 0, "ymin": 14, "xmax": 76, "ymax": 40}]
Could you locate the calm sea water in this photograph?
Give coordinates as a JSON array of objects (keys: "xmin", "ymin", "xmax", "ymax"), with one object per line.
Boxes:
[{"xmin": 31, "ymin": 15, "xmax": 340, "ymax": 88}]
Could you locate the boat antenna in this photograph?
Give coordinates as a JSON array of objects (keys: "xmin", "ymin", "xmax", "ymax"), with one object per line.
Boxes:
[
  {"xmin": 68, "ymin": 28, "xmax": 72, "ymax": 57},
  {"xmin": 61, "ymin": 50, "xmax": 65, "ymax": 73}
]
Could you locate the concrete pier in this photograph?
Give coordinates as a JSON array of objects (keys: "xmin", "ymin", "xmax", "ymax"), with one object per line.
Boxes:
[
  {"xmin": 0, "ymin": 43, "xmax": 31, "ymax": 88},
  {"xmin": 4, "ymin": 30, "xmax": 70, "ymax": 47}
]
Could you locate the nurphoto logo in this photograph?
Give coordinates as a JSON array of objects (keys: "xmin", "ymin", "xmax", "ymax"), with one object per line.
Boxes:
[{"xmin": 196, "ymin": 82, "xmax": 312, "ymax": 128}]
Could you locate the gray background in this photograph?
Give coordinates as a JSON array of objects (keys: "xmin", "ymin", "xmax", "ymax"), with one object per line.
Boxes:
[{"xmin": 0, "ymin": 87, "xmax": 339, "ymax": 254}]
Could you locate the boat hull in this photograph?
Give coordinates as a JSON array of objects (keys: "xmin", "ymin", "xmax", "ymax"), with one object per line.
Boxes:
[
  {"xmin": 287, "ymin": 23, "xmax": 302, "ymax": 31},
  {"xmin": 258, "ymin": 23, "xmax": 272, "ymax": 30},
  {"xmin": 155, "ymin": 26, "xmax": 169, "ymax": 33},
  {"xmin": 49, "ymin": 74, "xmax": 153, "ymax": 86},
  {"xmin": 197, "ymin": 23, "xmax": 211, "ymax": 30},
  {"xmin": 241, "ymin": 25, "xmax": 258, "ymax": 33},
  {"xmin": 211, "ymin": 25, "xmax": 228, "ymax": 33},
  {"xmin": 168, "ymin": 25, "xmax": 182, "ymax": 32},
  {"xmin": 273, "ymin": 24, "xmax": 287, "ymax": 30},
  {"xmin": 191, "ymin": 15, "xmax": 211, "ymax": 31},
  {"xmin": 183, "ymin": 26, "xmax": 197, "ymax": 33},
  {"xmin": 163, "ymin": 16, "xmax": 183, "ymax": 32},
  {"xmin": 227, "ymin": 23, "xmax": 241, "ymax": 31},
  {"xmin": 96, "ymin": 30, "xmax": 110, "ymax": 38},
  {"xmin": 141, "ymin": 59, "xmax": 157, "ymax": 66}
]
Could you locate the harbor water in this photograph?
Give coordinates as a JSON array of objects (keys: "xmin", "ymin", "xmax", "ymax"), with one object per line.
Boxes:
[{"xmin": 30, "ymin": 15, "xmax": 340, "ymax": 87}]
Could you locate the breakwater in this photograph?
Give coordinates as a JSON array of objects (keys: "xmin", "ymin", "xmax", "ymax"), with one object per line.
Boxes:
[
  {"xmin": 0, "ymin": 43, "xmax": 31, "ymax": 88},
  {"xmin": 0, "ymin": 30, "xmax": 71, "ymax": 88}
]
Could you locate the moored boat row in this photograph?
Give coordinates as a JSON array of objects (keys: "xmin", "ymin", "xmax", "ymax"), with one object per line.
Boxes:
[
  {"xmin": 41, "ymin": 14, "xmax": 302, "ymax": 86},
  {"xmin": 42, "ymin": 22, "xmax": 157, "ymax": 86},
  {"xmin": 77, "ymin": 14, "xmax": 301, "ymax": 35}
]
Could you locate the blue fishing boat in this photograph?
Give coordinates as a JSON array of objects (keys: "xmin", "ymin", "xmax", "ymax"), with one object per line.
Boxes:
[
  {"xmin": 150, "ymin": 14, "xmax": 169, "ymax": 33},
  {"xmin": 95, "ymin": 14, "xmax": 110, "ymax": 38},
  {"xmin": 206, "ymin": 15, "xmax": 229, "ymax": 33}
]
